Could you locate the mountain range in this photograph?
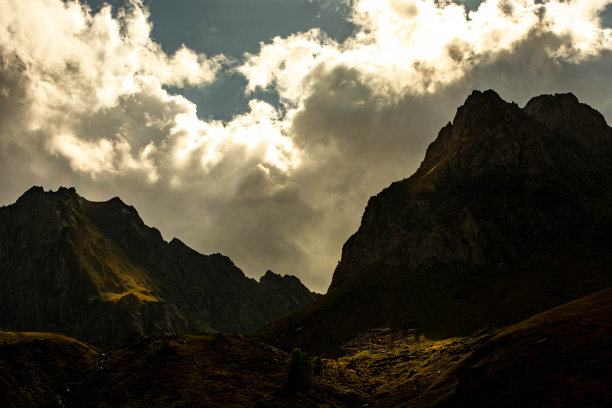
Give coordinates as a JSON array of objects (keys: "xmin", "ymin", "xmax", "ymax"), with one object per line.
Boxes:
[{"xmin": 0, "ymin": 186, "xmax": 318, "ymax": 344}]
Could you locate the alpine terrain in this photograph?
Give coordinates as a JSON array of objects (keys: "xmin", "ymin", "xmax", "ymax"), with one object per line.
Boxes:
[{"xmin": 0, "ymin": 186, "xmax": 318, "ymax": 344}]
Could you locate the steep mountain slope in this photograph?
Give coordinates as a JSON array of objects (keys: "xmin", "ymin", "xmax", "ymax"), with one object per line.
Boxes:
[
  {"xmin": 257, "ymin": 90, "xmax": 612, "ymax": 354},
  {"xmin": 0, "ymin": 187, "xmax": 318, "ymax": 343}
]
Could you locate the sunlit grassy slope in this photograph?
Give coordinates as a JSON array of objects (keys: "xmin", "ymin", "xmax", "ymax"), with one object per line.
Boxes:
[
  {"xmin": 76, "ymin": 222, "xmax": 161, "ymax": 303},
  {"xmin": 409, "ymin": 286, "xmax": 612, "ymax": 407}
]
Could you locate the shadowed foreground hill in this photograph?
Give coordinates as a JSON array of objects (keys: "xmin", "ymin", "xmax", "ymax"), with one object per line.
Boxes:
[
  {"xmin": 0, "ymin": 331, "xmax": 362, "ymax": 408},
  {"xmin": 408, "ymin": 286, "xmax": 612, "ymax": 408},
  {"xmin": 0, "ymin": 187, "xmax": 318, "ymax": 344},
  {"xmin": 1, "ymin": 287, "xmax": 611, "ymax": 407},
  {"xmin": 257, "ymin": 90, "xmax": 612, "ymax": 355},
  {"xmin": 0, "ymin": 332, "xmax": 97, "ymax": 408}
]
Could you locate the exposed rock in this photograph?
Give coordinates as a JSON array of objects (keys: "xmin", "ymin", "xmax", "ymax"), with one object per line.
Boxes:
[{"xmin": 0, "ymin": 187, "xmax": 319, "ymax": 344}]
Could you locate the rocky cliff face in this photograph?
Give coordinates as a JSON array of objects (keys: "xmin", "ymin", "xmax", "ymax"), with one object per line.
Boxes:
[
  {"xmin": 257, "ymin": 90, "xmax": 612, "ymax": 354},
  {"xmin": 0, "ymin": 187, "xmax": 318, "ymax": 344},
  {"xmin": 331, "ymin": 90, "xmax": 612, "ymax": 289}
]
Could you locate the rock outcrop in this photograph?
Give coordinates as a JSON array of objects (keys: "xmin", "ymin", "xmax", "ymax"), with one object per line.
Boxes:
[
  {"xmin": 0, "ymin": 187, "xmax": 318, "ymax": 344},
  {"xmin": 257, "ymin": 90, "xmax": 612, "ymax": 354}
]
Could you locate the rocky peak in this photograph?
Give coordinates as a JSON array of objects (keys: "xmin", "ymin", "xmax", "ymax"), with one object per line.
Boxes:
[
  {"xmin": 413, "ymin": 89, "xmax": 558, "ymax": 192},
  {"xmin": 330, "ymin": 90, "xmax": 612, "ymax": 290},
  {"xmin": 523, "ymin": 92, "xmax": 612, "ymax": 166},
  {"xmin": 453, "ymin": 89, "xmax": 513, "ymax": 125},
  {"xmin": 15, "ymin": 185, "xmax": 45, "ymax": 202},
  {"xmin": 260, "ymin": 270, "xmax": 283, "ymax": 282},
  {"xmin": 56, "ymin": 186, "xmax": 78, "ymax": 196},
  {"xmin": 523, "ymin": 92, "xmax": 603, "ymax": 134},
  {"xmin": 260, "ymin": 270, "xmax": 306, "ymax": 290}
]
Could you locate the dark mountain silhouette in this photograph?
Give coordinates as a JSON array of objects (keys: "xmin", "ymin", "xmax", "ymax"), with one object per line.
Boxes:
[
  {"xmin": 0, "ymin": 186, "xmax": 318, "ymax": 344},
  {"xmin": 256, "ymin": 90, "xmax": 612, "ymax": 354}
]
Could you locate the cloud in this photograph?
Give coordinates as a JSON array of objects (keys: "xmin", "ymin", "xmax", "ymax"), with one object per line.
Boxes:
[
  {"xmin": 0, "ymin": 0, "xmax": 317, "ymax": 285},
  {"xmin": 0, "ymin": 0, "xmax": 611, "ymax": 292},
  {"xmin": 240, "ymin": 0, "xmax": 612, "ymax": 104}
]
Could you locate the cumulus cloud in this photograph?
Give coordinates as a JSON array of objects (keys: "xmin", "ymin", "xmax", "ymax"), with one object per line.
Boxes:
[
  {"xmin": 240, "ymin": 0, "xmax": 612, "ymax": 104},
  {"xmin": 1, "ymin": 0, "xmax": 611, "ymax": 292}
]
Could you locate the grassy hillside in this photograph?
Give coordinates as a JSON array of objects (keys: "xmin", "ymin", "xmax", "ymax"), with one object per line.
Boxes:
[{"xmin": 2, "ymin": 286, "xmax": 611, "ymax": 407}]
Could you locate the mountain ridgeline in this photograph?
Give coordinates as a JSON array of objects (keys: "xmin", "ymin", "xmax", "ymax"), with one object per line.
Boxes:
[
  {"xmin": 257, "ymin": 90, "xmax": 612, "ymax": 354},
  {"xmin": 0, "ymin": 187, "xmax": 318, "ymax": 344}
]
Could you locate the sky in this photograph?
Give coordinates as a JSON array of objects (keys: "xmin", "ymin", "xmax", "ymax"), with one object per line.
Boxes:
[{"xmin": 1, "ymin": 0, "xmax": 611, "ymax": 293}]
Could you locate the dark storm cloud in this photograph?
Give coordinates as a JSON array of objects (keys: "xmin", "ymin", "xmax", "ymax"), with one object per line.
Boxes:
[{"xmin": 468, "ymin": 33, "xmax": 612, "ymax": 121}]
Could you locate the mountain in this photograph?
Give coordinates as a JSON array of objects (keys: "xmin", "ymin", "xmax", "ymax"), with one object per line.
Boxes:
[
  {"xmin": 0, "ymin": 187, "xmax": 318, "ymax": 344},
  {"xmin": 256, "ymin": 90, "xmax": 612, "ymax": 354}
]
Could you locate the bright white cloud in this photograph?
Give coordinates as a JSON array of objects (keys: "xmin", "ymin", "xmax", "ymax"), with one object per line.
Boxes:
[
  {"xmin": 240, "ymin": 29, "xmax": 342, "ymax": 105},
  {"xmin": 239, "ymin": 0, "xmax": 612, "ymax": 103},
  {"xmin": 0, "ymin": 0, "xmax": 298, "ymax": 182}
]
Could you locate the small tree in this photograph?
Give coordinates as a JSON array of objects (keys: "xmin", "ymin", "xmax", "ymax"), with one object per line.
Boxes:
[
  {"xmin": 285, "ymin": 348, "xmax": 312, "ymax": 390},
  {"xmin": 313, "ymin": 355, "xmax": 323, "ymax": 375}
]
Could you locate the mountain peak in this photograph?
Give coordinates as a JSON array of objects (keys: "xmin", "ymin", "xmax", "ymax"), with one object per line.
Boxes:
[
  {"xmin": 23, "ymin": 185, "xmax": 45, "ymax": 195},
  {"xmin": 261, "ymin": 270, "xmax": 282, "ymax": 281},
  {"xmin": 260, "ymin": 269, "xmax": 303, "ymax": 288},
  {"xmin": 411, "ymin": 89, "xmax": 612, "ymax": 194},
  {"xmin": 453, "ymin": 89, "xmax": 512, "ymax": 125},
  {"xmin": 524, "ymin": 92, "xmax": 580, "ymax": 111},
  {"xmin": 465, "ymin": 88, "xmax": 504, "ymax": 104},
  {"xmin": 16, "ymin": 186, "xmax": 81, "ymax": 207},
  {"xmin": 523, "ymin": 92, "xmax": 612, "ymax": 165},
  {"xmin": 259, "ymin": 91, "xmax": 612, "ymax": 355},
  {"xmin": 16, "ymin": 185, "xmax": 45, "ymax": 204},
  {"xmin": 56, "ymin": 186, "xmax": 78, "ymax": 195}
]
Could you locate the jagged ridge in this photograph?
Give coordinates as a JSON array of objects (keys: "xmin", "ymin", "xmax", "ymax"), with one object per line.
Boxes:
[{"xmin": 0, "ymin": 187, "xmax": 319, "ymax": 343}]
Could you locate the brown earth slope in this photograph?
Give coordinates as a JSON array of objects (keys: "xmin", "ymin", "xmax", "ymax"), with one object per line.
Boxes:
[{"xmin": 0, "ymin": 331, "xmax": 97, "ymax": 408}]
